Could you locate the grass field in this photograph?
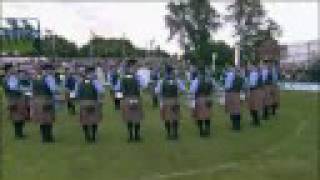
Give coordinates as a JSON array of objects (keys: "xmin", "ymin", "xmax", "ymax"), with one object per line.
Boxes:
[{"xmin": 0, "ymin": 90, "xmax": 318, "ymax": 180}]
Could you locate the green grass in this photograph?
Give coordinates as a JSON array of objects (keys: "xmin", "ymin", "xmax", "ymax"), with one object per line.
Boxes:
[{"xmin": 0, "ymin": 90, "xmax": 318, "ymax": 180}]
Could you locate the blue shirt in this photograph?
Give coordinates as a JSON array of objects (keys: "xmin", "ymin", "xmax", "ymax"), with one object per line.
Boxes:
[
  {"xmin": 6, "ymin": 75, "xmax": 19, "ymax": 91},
  {"xmin": 224, "ymin": 71, "xmax": 235, "ymax": 90},
  {"xmin": 44, "ymin": 75, "xmax": 56, "ymax": 93},
  {"xmin": 189, "ymin": 78, "xmax": 199, "ymax": 94},
  {"xmin": 93, "ymin": 79, "xmax": 105, "ymax": 94},
  {"xmin": 261, "ymin": 68, "xmax": 269, "ymax": 82},
  {"xmin": 249, "ymin": 70, "xmax": 258, "ymax": 88}
]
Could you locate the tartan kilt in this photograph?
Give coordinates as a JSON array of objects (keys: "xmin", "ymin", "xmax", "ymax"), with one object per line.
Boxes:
[
  {"xmin": 79, "ymin": 100, "xmax": 102, "ymax": 125},
  {"xmin": 121, "ymin": 96, "xmax": 143, "ymax": 123},
  {"xmin": 270, "ymin": 85, "xmax": 280, "ymax": 106},
  {"xmin": 7, "ymin": 96, "xmax": 28, "ymax": 122},
  {"xmin": 195, "ymin": 96, "xmax": 212, "ymax": 120},
  {"xmin": 262, "ymin": 85, "xmax": 273, "ymax": 106},
  {"xmin": 65, "ymin": 89, "xmax": 71, "ymax": 101},
  {"xmin": 247, "ymin": 89, "xmax": 263, "ymax": 111},
  {"xmin": 160, "ymin": 97, "xmax": 180, "ymax": 121},
  {"xmin": 225, "ymin": 91, "xmax": 241, "ymax": 115},
  {"xmin": 31, "ymin": 96, "xmax": 55, "ymax": 125}
]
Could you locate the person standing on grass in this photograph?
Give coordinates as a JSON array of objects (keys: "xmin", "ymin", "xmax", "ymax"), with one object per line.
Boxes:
[
  {"xmin": 150, "ymin": 66, "xmax": 160, "ymax": 108},
  {"xmin": 246, "ymin": 64, "xmax": 263, "ymax": 127},
  {"xmin": 4, "ymin": 64, "xmax": 29, "ymax": 139},
  {"xmin": 120, "ymin": 59, "xmax": 144, "ymax": 142},
  {"xmin": 260, "ymin": 63, "xmax": 272, "ymax": 120},
  {"xmin": 65, "ymin": 69, "xmax": 78, "ymax": 115},
  {"xmin": 224, "ymin": 66, "xmax": 243, "ymax": 131},
  {"xmin": 155, "ymin": 64, "xmax": 185, "ymax": 140},
  {"xmin": 77, "ymin": 66, "xmax": 105, "ymax": 143},
  {"xmin": 110, "ymin": 67, "xmax": 122, "ymax": 110},
  {"xmin": 270, "ymin": 63, "xmax": 280, "ymax": 116},
  {"xmin": 190, "ymin": 68, "xmax": 214, "ymax": 137},
  {"xmin": 32, "ymin": 64, "xmax": 57, "ymax": 143}
]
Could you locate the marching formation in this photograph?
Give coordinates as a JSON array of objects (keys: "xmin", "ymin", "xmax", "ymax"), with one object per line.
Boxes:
[{"xmin": 1, "ymin": 59, "xmax": 280, "ymax": 144}]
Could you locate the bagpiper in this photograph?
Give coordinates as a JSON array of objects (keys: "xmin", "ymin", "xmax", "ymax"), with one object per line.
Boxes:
[
  {"xmin": 4, "ymin": 64, "xmax": 29, "ymax": 139},
  {"xmin": 270, "ymin": 63, "xmax": 280, "ymax": 115},
  {"xmin": 260, "ymin": 64, "xmax": 272, "ymax": 120},
  {"xmin": 78, "ymin": 66, "xmax": 104, "ymax": 143},
  {"xmin": 65, "ymin": 69, "xmax": 78, "ymax": 115},
  {"xmin": 224, "ymin": 67, "xmax": 243, "ymax": 131},
  {"xmin": 155, "ymin": 65, "xmax": 185, "ymax": 140},
  {"xmin": 31, "ymin": 63, "xmax": 56, "ymax": 143},
  {"xmin": 120, "ymin": 59, "xmax": 144, "ymax": 142},
  {"xmin": 190, "ymin": 68, "xmax": 214, "ymax": 137},
  {"xmin": 246, "ymin": 64, "xmax": 263, "ymax": 126},
  {"xmin": 110, "ymin": 68, "xmax": 122, "ymax": 110},
  {"xmin": 150, "ymin": 66, "xmax": 160, "ymax": 107}
]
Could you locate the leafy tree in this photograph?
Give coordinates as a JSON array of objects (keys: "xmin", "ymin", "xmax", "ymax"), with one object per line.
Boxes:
[
  {"xmin": 226, "ymin": 0, "xmax": 266, "ymax": 64},
  {"xmin": 165, "ymin": 0, "xmax": 221, "ymax": 69},
  {"xmin": 40, "ymin": 34, "xmax": 79, "ymax": 58},
  {"xmin": 211, "ymin": 40, "xmax": 234, "ymax": 76}
]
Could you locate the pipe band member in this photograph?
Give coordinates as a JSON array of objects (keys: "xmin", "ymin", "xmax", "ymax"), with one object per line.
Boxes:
[
  {"xmin": 246, "ymin": 65, "xmax": 263, "ymax": 126},
  {"xmin": 4, "ymin": 65, "xmax": 29, "ymax": 139},
  {"xmin": 32, "ymin": 64, "xmax": 56, "ymax": 143},
  {"xmin": 261, "ymin": 64, "xmax": 272, "ymax": 120},
  {"xmin": 190, "ymin": 68, "xmax": 213, "ymax": 137},
  {"xmin": 224, "ymin": 67, "xmax": 243, "ymax": 131},
  {"xmin": 155, "ymin": 65, "xmax": 185, "ymax": 140},
  {"xmin": 65, "ymin": 70, "xmax": 78, "ymax": 115},
  {"xmin": 78, "ymin": 66, "xmax": 105, "ymax": 143},
  {"xmin": 120, "ymin": 59, "xmax": 144, "ymax": 142}
]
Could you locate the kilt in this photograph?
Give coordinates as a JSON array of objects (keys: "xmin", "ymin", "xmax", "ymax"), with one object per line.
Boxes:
[
  {"xmin": 225, "ymin": 91, "xmax": 241, "ymax": 115},
  {"xmin": 160, "ymin": 97, "xmax": 180, "ymax": 122},
  {"xmin": 31, "ymin": 96, "xmax": 55, "ymax": 125},
  {"xmin": 121, "ymin": 96, "xmax": 143, "ymax": 123},
  {"xmin": 262, "ymin": 85, "xmax": 273, "ymax": 107},
  {"xmin": 7, "ymin": 96, "xmax": 28, "ymax": 122},
  {"xmin": 194, "ymin": 96, "xmax": 212, "ymax": 120},
  {"xmin": 247, "ymin": 89, "xmax": 263, "ymax": 111},
  {"xmin": 79, "ymin": 100, "xmax": 102, "ymax": 125},
  {"xmin": 270, "ymin": 84, "xmax": 280, "ymax": 106}
]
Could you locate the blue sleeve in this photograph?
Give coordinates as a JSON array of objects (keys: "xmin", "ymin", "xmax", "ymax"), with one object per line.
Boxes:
[
  {"xmin": 189, "ymin": 79, "xmax": 199, "ymax": 94},
  {"xmin": 45, "ymin": 75, "xmax": 56, "ymax": 93},
  {"xmin": 155, "ymin": 80, "xmax": 161, "ymax": 94},
  {"xmin": 93, "ymin": 80, "xmax": 105, "ymax": 94},
  {"xmin": 177, "ymin": 79, "xmax": 186, "ymax": 92}
]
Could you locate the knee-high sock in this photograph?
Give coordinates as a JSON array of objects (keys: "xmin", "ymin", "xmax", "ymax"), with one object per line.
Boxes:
[
  {"xmin": 204, "ymin": 119, "xmax": 211, "ymax": 135},
  {"xmin": 47, "ymin": 124, "xmax": 54, "ymax": 142},
  {"xmin": 14, "ymin": 122, "xmax": 20, "ymax": 138},
  {"xmin": 263, "ymin": 106, "xmax": 269, "ymax": 120},
  {"xmin": 127, "ymin": 122, "xmax": 134, "ymax": 140},
  {"xmin": 82, "ymin": 125, "xmax": 90, "ymax": 142},
  {"xmin": 165, "ymin": 121, "xmax": 171, "ymax": 137},
  {"xmin": 172, "ymin": 121, "xmax": 178, "ymax": 139},
  {"xmin": 40, "ymin": 125, "xmax": 46, "ymax": 142},
  {"xmin": 134, "ymin": 123, "xmax": 141, "ymax": 140},
  {"xmin": 92, "ymin": 124, "xmax": 98, "ymax": 142},
  {"xmin": 115, "ymin": 99, "xmax": 120, "ymax": 110},
  {"xmin": 271, "ymin": 104, "xmax": 277, "ymax": 115},
  {"xmin": 197, "ymin": 120, "xmax": 203, "ymax": 136},
  {"xmin": 251, "ymin": 110, "xmax": 260, "ymax": 126},
  {"xmin": 231, "ymin": 114, "xmax": 241, "ymax": 131}
]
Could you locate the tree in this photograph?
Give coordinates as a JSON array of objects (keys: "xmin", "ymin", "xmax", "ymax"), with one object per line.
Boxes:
[
  {"xmin": 211, "ymin": 40, "xmax": 234, "ymax": 76},
  {"xmin": 165, "ymin": 0, "xmax": 220, "ymax": 69},
  {"xmin": 226, "ymin": 0, "xmax": 267, "ymax": 64},
  {"xmin": 40, "ymin": 34, "xmax": 79, "ymax": 58}
]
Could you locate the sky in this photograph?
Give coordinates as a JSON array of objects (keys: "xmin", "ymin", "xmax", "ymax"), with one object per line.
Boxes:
[{"xmin": 2, "ymin": 1, "xmax": 319, "ymax": 54}]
